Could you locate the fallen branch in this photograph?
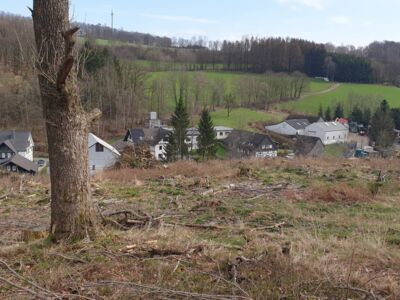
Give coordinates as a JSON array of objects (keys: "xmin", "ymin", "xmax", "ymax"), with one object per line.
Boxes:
[
  {"xmin": 0, "ymin": 276, "xmax": 50, "ymax": 300},
  {"xmin": 102, "ymin": 210, "xmax": 164, "ymax": 229},
  {"xmin": 85, "ymin": 280, "xmax": 252, "ymax": 300},
  {"xmin": 0, "ymin": 258, "xmax": 60, "ymax": 299},
  {"xmin": 48, "ymin": 253, "xmax": 88, "ymax": 264},
  {"xmin": 250, "ymin": 222, "xmax": 286, "ymax": 231},
  {"xmin": 165, "ymin": 223, "xmax": 226, "ymax": 230},
  {"xmin": 120, "ymin": 244, "xmax": 204, "ymax": 258},
  {"xmin": 333, "ymin": 285, "xmax": 378, "ymax": 300},
  {"xmin": 0, "ymin": 263, "xmax": 94, "ymax": 300}
]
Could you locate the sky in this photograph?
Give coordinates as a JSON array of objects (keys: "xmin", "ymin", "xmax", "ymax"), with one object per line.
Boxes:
[{"xmin": 2, "ymin": 0, "xmax": 400, "ymax": 47}]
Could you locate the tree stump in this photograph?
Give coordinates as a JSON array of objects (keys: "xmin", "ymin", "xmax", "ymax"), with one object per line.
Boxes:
[{"xmin": 21, "ymin": 226, "xmax": 47, "ymax": 242}]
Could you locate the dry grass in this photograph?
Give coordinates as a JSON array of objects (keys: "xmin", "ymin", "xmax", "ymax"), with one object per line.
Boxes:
[
  {"xmin": 1, "ymin": 157, "xmax": 400, "ymax": 299},
  {"xmin": 305, "ymin": 183, "xmax": 374, "ymax": 203}
]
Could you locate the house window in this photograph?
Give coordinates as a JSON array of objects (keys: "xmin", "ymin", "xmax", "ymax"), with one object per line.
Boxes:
[
  {"xmin": 6, "ymin": 165, "xmax": 11, "ymax": 171},
  {"xmin": 219, "ymin": 132, "xmax": 223, "ymax": 136},
  {"xmin": 92, "ymin": 165, "xmax": 96, "ymax": 171},
  {"xmin": 12, "ymin": 166, "xmax": 17, "ymax": 172},
  {"xmin": 7, "ymin": 153, "xmax": 11, "ymax": 158},
  {"xmin": 159, "ymin": 145, "xmax": 163, "ymax": 150},
  {"xmin": 333, "ymin": 136, "xmax": 335, "ymax": 140},
  {"xmin": 95, "ymin": 143, "xmax": 104, "ymax": 152},
  {"xmin": 1, "ymin": 153, "xmax": 5, "ymax": 159}
]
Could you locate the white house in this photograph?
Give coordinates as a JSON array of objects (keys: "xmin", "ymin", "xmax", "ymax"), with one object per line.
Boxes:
[
  {"xmin": 305, "ymin": 122, "xmax": 349, "ymax": 145},
  {"xmin": 214, "ymin": 126, "xmax": 233, "ymax": 140},
  {"xmin": 186, "ymin": 127, "xmax": 200, "ymax": 151},
  {"xmin": 123, "ymin": 127, "xmax": 171, "ymax": 161},
  {"xmin": 0, "ymin": 131, "xmax": 38, "ymax": 175},
  {"xmin": 0, "ymin": 131, "xmax": 34, "ymax": 161},
  {"xmin": 123, "ymin": 125, "xmax": 233, "ymax": 160},
  {"xmin": 88, "ymin": 133, "xmax": 121, "ymax": 172},
  {"xmin": 266, "ymin": 119, "xmax": 310, "ymax": 136}
]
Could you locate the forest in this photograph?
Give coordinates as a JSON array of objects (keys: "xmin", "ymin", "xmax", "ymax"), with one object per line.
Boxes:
[{"xmin": 1, "ymin": 11, "xmax": 400, "ymax": 137}]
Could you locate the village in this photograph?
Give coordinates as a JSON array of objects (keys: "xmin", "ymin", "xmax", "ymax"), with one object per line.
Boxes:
[{"xmin": 1, "ymin": 109, "xmax": 398, "ymax": 176}]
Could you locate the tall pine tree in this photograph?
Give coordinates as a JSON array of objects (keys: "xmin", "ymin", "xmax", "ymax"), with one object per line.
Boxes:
[
  {"xmin": 165, "ymin": 96, "xmax": 190, "ymax": 161},
  {"xmin": 318, "ymin": 105, "xmax": 324, "ymax": 118},
  {"xmin": 371, "ymin": 100, "xmax": 395, "ymax": 148},
  {"xmin": 334, "ymin": 103, "xmax": 344, "ymax": 119},
  {"xmin": 198, "ymin": 109, "xmax": 218, "ymax": 159},
  {"xmin": 325, "ymin": 106, "xmax": 332, "ymax": 121}
]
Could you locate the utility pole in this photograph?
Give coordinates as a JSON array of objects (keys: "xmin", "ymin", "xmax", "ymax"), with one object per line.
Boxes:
[{"xmin": 111, "ymin": 10, "xmax": 114, "ymax": 33}]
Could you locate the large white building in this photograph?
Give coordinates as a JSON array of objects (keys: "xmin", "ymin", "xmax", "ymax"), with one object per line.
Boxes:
[
  {"xmin": 266, "ymin": 119, "xmax": 311, "ymax": 136},
  {"xmin": 88, "ymin": 133, "xmax": 121, "ymax": 172},
  {"xmin": 305, "ymin": 122, "xmax": 349, "ymax": 145}
]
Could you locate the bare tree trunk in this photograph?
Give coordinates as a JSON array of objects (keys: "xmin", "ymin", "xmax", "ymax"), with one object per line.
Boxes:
[{"xmin": 32, "ymin": 0, "xmax": 100, "ymax": 241}]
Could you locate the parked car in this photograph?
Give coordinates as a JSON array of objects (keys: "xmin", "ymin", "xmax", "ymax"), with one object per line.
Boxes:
[
  {"xmin": 349, "ymin": 122, "xmax": 358, "ymax": 133},
  {"xmin": 355, "ymin": 149, "xmax": 368, "ymax": 158},
  {"xmin": 357, "ymin": 125, "xmax": 366, "ymax": 136}
]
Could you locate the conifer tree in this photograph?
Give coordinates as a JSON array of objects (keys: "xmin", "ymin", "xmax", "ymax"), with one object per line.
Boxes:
[
  {"xmin": 198, "ymin": 109, "xmax": 218, "ymax": 159},
  {"xmin": 334, "ymin": 103, "xmax": 344, "ymax": 119},
  {"xmin": 371, "ymin": 100, "xmax": 395, "ymax": 148},
  {"xmin": 318, "ymin": 105, "xmax": 324, "ymax": 118},
  {"xmin": 325, "ymin": 106, "xmax": 332, "ymax": 121},
  {"xmin": 165, "ymin": 96, "xmax": 189, "ymax": 161},
  {"xmin": 350, "ymin": 105, "xmax": 363, "ymax": 123}
]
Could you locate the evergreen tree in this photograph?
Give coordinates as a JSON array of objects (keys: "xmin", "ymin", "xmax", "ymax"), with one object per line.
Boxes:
[
  {"xmin": 164, "ymin": 132, "xmax": 178, "ymax": 162},
  {"xmin": 350, "ymin": 106, "xmax": 363, "ymax": 124},
  {"xmin": 391, "ymin": 108, "xmax": 400, "ymax": 130},
  {"xmin": 325, "ymin": 106, "xmax": 332, "ymax": 121},
  {"xmin": 380, "ymin": 99, "xmax": 390, "ymax": 113},
  {"xmin": 318, "ymin": 105, "xmax": 324, "ymax": 118},
  {"xmin": 198, "ymin": 109, "xmax": 218, "ymax": 159},
  {"xmin": 165, "ymin": 96, "xmax": 190, "ymax": 161},
  {"xmin": 362, "ymin": 107, "xmax": 371, "ymax": 126},
  {"xmin": 334, "ymin": 103, "xmax": 344, "ymax": 119},
  {"xmin": 371, "ymin": 100, "xmax": 395, "ymax": 148}
]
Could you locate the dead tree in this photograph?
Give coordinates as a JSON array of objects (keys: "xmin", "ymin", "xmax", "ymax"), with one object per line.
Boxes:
[{"xmin": 32, "ymin": 0, "xmax": 101, "ymax": 241}]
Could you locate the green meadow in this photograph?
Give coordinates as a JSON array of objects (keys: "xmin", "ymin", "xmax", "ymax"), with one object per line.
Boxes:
[
  {"xmin": 281, "ymin": 83, "xmax": 400, "ymax": 115},
  {"xmin": 209, "ymin": 108, "xmax": 285, "ymax": 130}
]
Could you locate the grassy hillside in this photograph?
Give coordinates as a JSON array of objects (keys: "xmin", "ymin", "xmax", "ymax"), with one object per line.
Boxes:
[
  {"xmin": 209, "ymin": 108, "xmax": 285, "ymax": 130},
  {"xmin": 281, "ymin": 82, "xmax": 400, "ymax": 115},
  {"xmin": 1, "ymin": 158, "xmax": 399, "ymax": 299},
  {"xmin": 147, "ymin": 70, "xmax": 328, "ymax": 128}
]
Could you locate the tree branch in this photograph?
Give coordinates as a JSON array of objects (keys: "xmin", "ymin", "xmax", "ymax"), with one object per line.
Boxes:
[
  {"xmin": 56, "ymin": 27, "xmax": 80, "ymax": 91},
  {"xmin": 27, "ymin": 6, "xmax": 34, "ymax": 17},
  {"xmin": 56, "ymin": 56, "xmax": 74, "ymax": 91}
]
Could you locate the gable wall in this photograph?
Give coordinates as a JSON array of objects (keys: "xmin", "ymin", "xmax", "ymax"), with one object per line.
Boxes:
[{"xmin": 89, "ymin": 144, "xmax": 119, "ymax": 172}]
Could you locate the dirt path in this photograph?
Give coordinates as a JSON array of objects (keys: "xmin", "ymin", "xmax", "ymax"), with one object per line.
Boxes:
[{"xmin": 299, "ymin": 83, "xmax": 341, "ymax": 100}]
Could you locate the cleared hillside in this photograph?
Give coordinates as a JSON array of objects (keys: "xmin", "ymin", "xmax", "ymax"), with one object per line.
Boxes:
[{"xmin": 1, "ymin": 158, "xmax": 399, "ymax": 299}]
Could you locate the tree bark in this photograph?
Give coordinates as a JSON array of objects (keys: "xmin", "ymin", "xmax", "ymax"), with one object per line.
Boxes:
[{"xmin": 32, "ymin": 0, "xmax": 100, "ymax": 241}]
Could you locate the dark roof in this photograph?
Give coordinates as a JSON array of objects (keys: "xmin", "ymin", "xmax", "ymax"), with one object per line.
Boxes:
[
  {"xmin": 225, "ymin": 130, "xmax": 277, "ymax": 152},
  {"xmin": 0, "ymin": 131, "xmax": 32, "ymax": 152},
  {"xmin": 291, "ymin": 135, "xmax": 324, "ymax": 156},
  {"xmin": 125, "ymin": 128, "xmax": 170, "ymax": 146},
  {"xmin": 286, "ymin": 114, "xmax": 323, "ymax": 124},
  {"xmin": 0, "ymin": 154, "xmax": 38, "ymax": 174},
  {"xmin": 0, "ymin": 140, "xmax": 18, "ymax": 153},
  {"xmin": 285, "ymin": 119, "xmax": 310, "ymax": 130}
]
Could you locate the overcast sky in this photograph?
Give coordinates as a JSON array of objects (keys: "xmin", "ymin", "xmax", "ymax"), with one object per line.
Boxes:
[{"xmin": 3, "ymin": 0, "xmax": 400, "ymax": 46}]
